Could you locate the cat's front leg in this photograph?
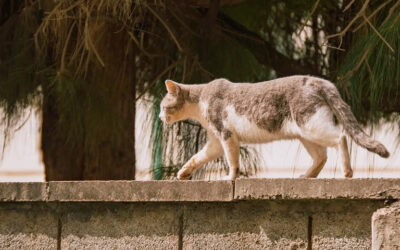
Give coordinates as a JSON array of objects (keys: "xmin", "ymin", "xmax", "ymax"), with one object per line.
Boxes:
[
  {"xmin": 220, "ymin": 132, "xmax": 240, "ymax": 180},
  {"xmin": 177, "ymin": 137, "xmax": 223, "ymax": 180}
]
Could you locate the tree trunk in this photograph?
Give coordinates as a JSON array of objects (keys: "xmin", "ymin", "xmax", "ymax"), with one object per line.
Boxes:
[
  {"xmin": 42, "ymin": 94, "xmax": 136, "ymax": 180},
  {"xmin": 42, "ymin": 21, "xmax": 136, "ymax": 181}
]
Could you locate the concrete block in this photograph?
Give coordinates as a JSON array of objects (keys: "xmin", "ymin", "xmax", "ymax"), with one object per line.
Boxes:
[
  {"xmin": 49, "ymin": 180, "xmax": 233, "ymax": 202},
  {"xmin": 0, "ymin": 203, "xmax": 57, "ymax": 250},
  {"xmin": 235, "ymin": 178, "xmax": 400, "ymax": 200},
  {"xmin": 372, "ymin": 201, "xmax": 400, "ymax": 250},
  {"xmin": 312, "ymin": 200, "xmax": 382, "ymax": 250},
  {"xmin": 183, "ymin": 201, "xmax": 308, "ymax": 249},
  {"xmin": 0, "ymin": 182, "xmax": 47, "ymax": 201},
  {"xmin": 61, "ymin": 203, "xmax": 180, "ymax": 249}
]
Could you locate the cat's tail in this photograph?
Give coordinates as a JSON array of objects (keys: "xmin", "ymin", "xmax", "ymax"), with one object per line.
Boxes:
[{"xmin": 320, "ymin": 83, "xmax": 390, "ymax": 158}]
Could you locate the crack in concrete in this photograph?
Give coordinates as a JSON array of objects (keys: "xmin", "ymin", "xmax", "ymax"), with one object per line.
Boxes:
[
  {"xmin": 45, "ymin": 182, "xmax": 50, "ymax": 201},
  {"xmin": 57, "ymin": 218, "xmax": 62, "ymax": 250},
  {"xmin": 178, "ymin": 209, "xmax": 184, "ymax": 250},
  {"xmin": 307, "ymin": 215, "xmax": 313, "ymax": 250}
]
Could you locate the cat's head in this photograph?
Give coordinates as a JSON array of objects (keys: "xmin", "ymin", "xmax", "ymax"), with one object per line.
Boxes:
[{"xmin": 159, "ymin": 80, "xmax": 187, "ymax": 124}]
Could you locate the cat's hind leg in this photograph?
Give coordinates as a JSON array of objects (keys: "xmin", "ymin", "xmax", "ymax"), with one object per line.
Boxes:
[
  {"xmin": 177, "ymin": 136, "xmax": 223, "ymax": 180},
  {"xmin": 299, "ymin": 139, "xmax": 327, "ymax": 178},
  {"xmin": 298, "ymin": 106, "xmax": 353, "ymax": 178},
  {"xmin": 338, "ymin": 135, "xmax": 353, "ymax": 178},
  {"xmin": 220, "ymin": 132, "xmax": 240, "ymax": 180}
]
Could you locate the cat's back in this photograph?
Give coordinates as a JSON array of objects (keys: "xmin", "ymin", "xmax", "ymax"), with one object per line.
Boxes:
[
  {"xmin": 199, "ymin": 75, "xmax": 334, "ymax": 101},
  {"xmin": 239, "ymin": 75, "xmax": 329, "ymax": 90},
  {"xmin": 200, "ymin": 77, "xmax": 293, "ymax": 98}
]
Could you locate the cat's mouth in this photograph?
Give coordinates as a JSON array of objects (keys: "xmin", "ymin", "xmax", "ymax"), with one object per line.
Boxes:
[{"xmin": 159, "ymin": 113, "xmax": 172, "ymax": 124}]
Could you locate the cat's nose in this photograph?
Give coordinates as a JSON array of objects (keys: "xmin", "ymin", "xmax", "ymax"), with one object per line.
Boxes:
[{"xmin": 159, "ymin": 113, "xmax": 165, "ymax": 121}]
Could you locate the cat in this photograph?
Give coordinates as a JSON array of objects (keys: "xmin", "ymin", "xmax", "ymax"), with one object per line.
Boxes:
[{"xmin": 159, "ymin": 76, "xmax": 390, "ymax": 180}]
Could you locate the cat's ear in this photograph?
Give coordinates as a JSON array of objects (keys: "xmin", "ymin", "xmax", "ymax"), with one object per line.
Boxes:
[{"xmin": 165, "ymin": 80, "xmax": 180, "ymax": 95}]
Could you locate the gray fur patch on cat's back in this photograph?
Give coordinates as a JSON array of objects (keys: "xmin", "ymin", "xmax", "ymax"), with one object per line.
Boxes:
[
  {"xmin": 235, "ymin": 76, "xmax": 329, "ymax": 128},
  {"xmin": 203, "ymin": 79, "xmax": 230, "ymax": 134},
  {"xmin": 225, "ymin": 79, "xmax": 293, "ymax": 133},
  {"xmin": 202, "ymin": 78, "xmax": 293, "ymax": 133},
  {"xmin": 287, "ymin": 77, "xmax": 326, "ymax": 126},
  {"xmin": 234, "ymin": 88, "xmax": 290, "ymax": 132}
]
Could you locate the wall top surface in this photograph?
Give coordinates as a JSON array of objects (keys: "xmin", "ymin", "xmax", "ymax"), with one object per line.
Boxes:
[{"xmin": 0, "ymin": 179, "xmax": 399, "ymax": 202}]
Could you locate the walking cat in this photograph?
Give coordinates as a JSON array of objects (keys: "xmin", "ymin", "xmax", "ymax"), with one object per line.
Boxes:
[{"xmin": 159, "ymin": 76, "xmax": 390, "ymax": 180}]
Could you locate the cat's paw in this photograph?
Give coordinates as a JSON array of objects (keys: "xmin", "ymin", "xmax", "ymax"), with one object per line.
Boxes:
[
  {"xmin": 298, "ymin": 174, "xmax": 316, "ymax": 178},
  {"xmin": 344, "ymin": 170, "xmax": 353, "ymax": 178},
  {"xmin": 221, "ymin": 175, "xmax": 236, "ymax": 181},
  {"xmin": 177, "ymin": 168, "xmax": 192, "ymax": 180}
]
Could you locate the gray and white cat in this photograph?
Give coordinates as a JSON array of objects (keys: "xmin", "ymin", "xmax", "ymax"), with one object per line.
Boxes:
[{"xmin": 159, "ymin": 76, "xmax": 390, "ymax": 180}]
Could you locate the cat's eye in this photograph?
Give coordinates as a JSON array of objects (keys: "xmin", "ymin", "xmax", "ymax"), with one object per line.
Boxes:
[{"xmin": 164, "ymin": 107, "xmax": 176, "ymax": 112}]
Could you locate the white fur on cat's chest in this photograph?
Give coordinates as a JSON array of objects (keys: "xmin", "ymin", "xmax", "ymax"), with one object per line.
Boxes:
[{"xmin": 223, "ymin": 105, "xmax": 300, "ymax": 143}]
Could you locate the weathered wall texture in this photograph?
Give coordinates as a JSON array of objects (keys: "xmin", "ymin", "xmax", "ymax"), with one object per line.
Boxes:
[
  {"xmin": 372, "ymin": 201, "xmax": 400, "ymax": 250},
  {"xmin": 0, "ymin": 203, "xmax": 58, "ymax": 249},
  {"xmin": 0, "ymin": 179, "xmax": 399, "ymax": 250}
]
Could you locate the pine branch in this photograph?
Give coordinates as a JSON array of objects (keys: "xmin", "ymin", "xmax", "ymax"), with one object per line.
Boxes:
[{"xmin": 216, "ymin": 12, "xmax": 320, "ymax": 77}]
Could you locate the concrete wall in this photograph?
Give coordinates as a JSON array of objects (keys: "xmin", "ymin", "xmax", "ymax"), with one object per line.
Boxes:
[
  {"xmin": 372, "ymin": 201, "xmax": 400, "ymax": 250},
  {"xmin": 1, "ymin": 179, "xmax": 399, "ymax": 250}
]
